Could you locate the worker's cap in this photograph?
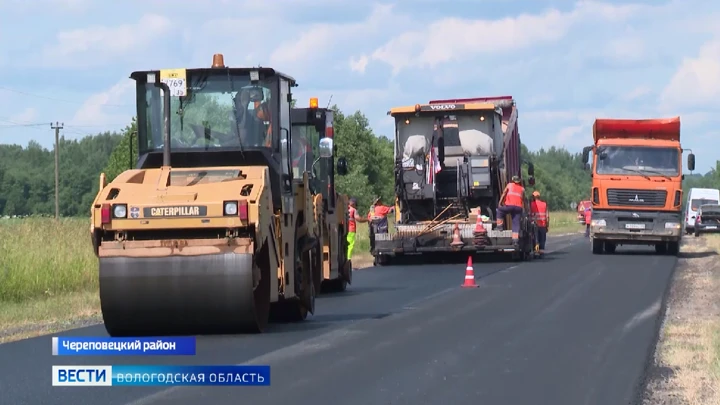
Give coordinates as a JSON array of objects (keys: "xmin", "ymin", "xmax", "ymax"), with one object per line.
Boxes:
[
  {"xmin": 349, "ymin": 197, "xmax": 357, "ymax": 205},
  {"xmin": 532, "ymin": 191, "xmax": 540, "ymax": 197},
  {"xmin": 511, "ymin": 175, "xmax": 521, "ymax": 183}
]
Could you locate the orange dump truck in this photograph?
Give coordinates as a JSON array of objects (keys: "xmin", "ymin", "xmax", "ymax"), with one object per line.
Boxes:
[{"xmin": 581, "ymin": 117, "xmax": 695, "ymax": 255}]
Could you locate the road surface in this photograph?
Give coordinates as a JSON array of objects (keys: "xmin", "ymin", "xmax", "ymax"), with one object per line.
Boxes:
[{"xmin": 0, "ymin": 233, "xmax": 676, "ymax": 405}]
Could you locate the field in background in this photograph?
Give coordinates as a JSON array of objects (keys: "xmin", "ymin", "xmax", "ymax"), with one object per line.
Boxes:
[{"xmin": 0, "ymin": 211, "xmax": 581, "ymax": 340}]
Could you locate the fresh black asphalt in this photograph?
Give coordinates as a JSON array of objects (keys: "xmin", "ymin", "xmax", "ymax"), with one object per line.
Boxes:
[{"xmin": 0, "ymin": 233, "xmax": 677, "ymax": 405}]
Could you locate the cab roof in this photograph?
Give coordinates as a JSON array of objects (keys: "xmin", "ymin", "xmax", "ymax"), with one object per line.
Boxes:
[
  {"xmin": 387, "ymin": 102, "xmax": 498, "ymax": 116},
  {"xmin": 129, "ymin": 67, "xmax": 297, "ymax": 86}
]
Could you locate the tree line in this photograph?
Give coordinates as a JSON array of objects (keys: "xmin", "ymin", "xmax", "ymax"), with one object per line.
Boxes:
[{"xmin": 1, "ymin": 105, "xmax": 713, "ymax": 217}]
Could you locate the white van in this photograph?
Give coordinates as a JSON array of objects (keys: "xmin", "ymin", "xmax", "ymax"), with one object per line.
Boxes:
[{"xmin": 685, "ymin": 188, "xmax": 720, "ymax": 234}]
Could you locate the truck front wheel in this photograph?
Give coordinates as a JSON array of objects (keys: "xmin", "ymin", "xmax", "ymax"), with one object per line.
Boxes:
[{"xmin": 591, "ymin": 239, "xmax": 604, "ymax": 254}]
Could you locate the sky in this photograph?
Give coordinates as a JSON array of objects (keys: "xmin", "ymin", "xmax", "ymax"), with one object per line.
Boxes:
[{"xmin": 0, "ymin": 0, "xmax": 719, "ymax": 172}]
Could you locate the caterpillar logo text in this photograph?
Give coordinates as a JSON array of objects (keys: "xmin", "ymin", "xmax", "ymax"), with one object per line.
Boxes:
[{"xmin": 143, "ymin": 206, "xmax": 207, "ymax": 217}]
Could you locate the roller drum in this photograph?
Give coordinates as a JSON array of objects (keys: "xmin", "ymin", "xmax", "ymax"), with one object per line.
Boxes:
[{"xmin": 99, "ymin": 253, "xmax": 269, "ymax": 336}]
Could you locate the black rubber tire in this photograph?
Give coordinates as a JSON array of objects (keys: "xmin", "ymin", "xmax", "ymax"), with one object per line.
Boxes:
[{"xmin": 604, "ymin": 242, "xmax": 616, "ymax": 254}]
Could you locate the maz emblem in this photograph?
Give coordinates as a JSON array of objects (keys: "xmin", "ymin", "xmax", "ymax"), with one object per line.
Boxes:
[
  {"xmin": 629, "ymin": 195, "xmax": 645, "ymax": 203},
  {"xmin": 632, "ymin": 213, "xmax": 640, "ymax": 218}
]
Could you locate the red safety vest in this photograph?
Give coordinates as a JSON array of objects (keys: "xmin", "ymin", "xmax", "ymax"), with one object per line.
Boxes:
[
  {"xmin": 584, "ymin": 209, "xmax": 592, "ymax": 225},
  {"xmin": 531, "ymin": 200, "xmax": 548, "ymax": 227},
  {"xmin": 504, "ymin": 183, "xmax": 524, "ymax": 207},
  {"xmin": 348, "ymin": 206, "xmax": 357, "ymax": 233}
]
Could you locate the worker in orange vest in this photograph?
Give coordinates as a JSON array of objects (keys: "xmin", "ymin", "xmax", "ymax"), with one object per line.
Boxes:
[
  {"xmin": 347, "ymin": 197, "xmax": 368, "ymax": 260},
  {"xmin": 496, "ymin": 175, "xmax": 526, "ymax": 246},
  {"xmin": 368, "ymin": 196, "xmax": 394, "ymax": 252},
  {"xmin": 232, "ymin": 87, "xmax": 273, "ymax": 147},
  {"xmin": 530, "ymin": 190, "xmax": 549, "ymax": 255},
  {"xmin": 584, "ymin": 206, "xmax": 592, "ymax": 237}
]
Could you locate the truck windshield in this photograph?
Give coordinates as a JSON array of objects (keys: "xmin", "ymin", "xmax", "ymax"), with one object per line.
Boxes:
[
  {"xmin": 595, "ymin": 146, "xmax": 679, "ymax": 177},
  {"xmin": 137, "ymin": 72, "xmax": 277, "ymax": 153}
]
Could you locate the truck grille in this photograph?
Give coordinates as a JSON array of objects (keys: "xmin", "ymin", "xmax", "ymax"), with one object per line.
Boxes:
[{"xmin": 606, "ymin": 189, "xmax": 667, "ymax": 207}]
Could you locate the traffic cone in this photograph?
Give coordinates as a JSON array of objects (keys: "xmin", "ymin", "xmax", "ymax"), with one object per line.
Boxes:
[
  {"xmin": 461, "ymin": 256, "xmax": 479, "ymax": 288},
  {"xmin": 474, "ymin": 213, "xmax": 485, "ymax": 234},
  {"xmin": 450, "ymin": 223, "xmax": 464, "ymax": 246}
]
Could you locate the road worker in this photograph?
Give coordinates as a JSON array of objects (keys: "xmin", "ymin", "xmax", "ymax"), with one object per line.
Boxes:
[
  {"xmin": 347, "ymin": 198, "xmax": 368, "ymax": 260},
  {"xmin": 291, "ymin": 129, "xmax": 312, "ymax": 177},
  {"xmin": 232, "ymin": 87, "xmax": 272, "ymax": 147},
  {"xmin": 496, "ymin": 175, "xmax": 526, "ymax": 247},
  {"xmin": 584, "ymin": 206, "xmax": 592, "ymax": 237},
  {"xmin": 530, "ymin": 190, "xmax": 549, "ymax": 256},
  {"xmin": 368, "ymin": 196, "xmax": 395, "ymax": 252}
]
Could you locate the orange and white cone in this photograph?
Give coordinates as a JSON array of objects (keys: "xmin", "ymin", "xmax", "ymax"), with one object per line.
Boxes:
[{"xmin": 461, "ymin": 256, "xmax": 479, "ymax": 288}]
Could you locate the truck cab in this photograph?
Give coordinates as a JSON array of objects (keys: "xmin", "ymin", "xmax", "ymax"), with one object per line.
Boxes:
[{"xmin": 582, "ymin": 117, "xmax": 695, "ymax": 255}]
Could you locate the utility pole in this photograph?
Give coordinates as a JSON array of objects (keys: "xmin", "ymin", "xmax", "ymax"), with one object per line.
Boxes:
[{"xmin": 51, "ymin": 122, "xmax": 64, "ymax": 220}]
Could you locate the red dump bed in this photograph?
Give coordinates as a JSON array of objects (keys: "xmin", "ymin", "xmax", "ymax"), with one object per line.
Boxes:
[
  {"xmin": 428, "ymin": 96, "xmax": 520, "ymax": 184},
  {"xmin": 593, "ymin": 117, "xmax": 681, "ymax": 143}
]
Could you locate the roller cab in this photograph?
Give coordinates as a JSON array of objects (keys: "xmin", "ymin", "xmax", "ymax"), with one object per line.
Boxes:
[{"xmin": 90, "ymin": 54, "xmax": 349, "ymax": 337}]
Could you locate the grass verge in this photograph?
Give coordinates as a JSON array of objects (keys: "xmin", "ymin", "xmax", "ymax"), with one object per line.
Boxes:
[
  {"xmin": 0, "ymin": 211, "xmax": 580, "ymax": 342},
  {"xmin": 643, "ymin": 234, "xmax": 720, "ymax": 405}
]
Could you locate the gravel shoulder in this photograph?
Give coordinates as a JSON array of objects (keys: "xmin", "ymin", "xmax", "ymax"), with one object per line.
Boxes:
[{"xmin": 642, "ymin": 235, "xmax": 720, "ymax": 405}]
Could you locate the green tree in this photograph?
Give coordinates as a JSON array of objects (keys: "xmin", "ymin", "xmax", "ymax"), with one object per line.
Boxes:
[{"xmin": 104, "ymin": 118, "xmax": 139, "ymax": 181}]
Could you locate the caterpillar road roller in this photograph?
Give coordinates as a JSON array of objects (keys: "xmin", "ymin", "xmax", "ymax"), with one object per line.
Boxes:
[
  {"xmin": 290, "ymin": 102, "xmax": 354, "ymax": 293},
  {"xmin": 90, "ymin": 54, "xmax": 352, "ymax": 337}
]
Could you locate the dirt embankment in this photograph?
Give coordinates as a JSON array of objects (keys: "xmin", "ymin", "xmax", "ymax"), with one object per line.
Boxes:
[{"xmin": 643, "ymin": 236, "xmax": 720, "ymax": 405}]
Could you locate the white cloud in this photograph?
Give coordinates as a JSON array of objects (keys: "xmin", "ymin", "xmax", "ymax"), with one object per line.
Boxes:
[
  {"xmin": 619, "ymin": 86, "xmax": 653, "ymax": 102},
  {"xmin": 602, "ymin": 37, "xmax": 646, "ymax": 63},
  {"xmin": 349, "ymin": 55, "xmax": 369, "ymax": 74},
  {"xmin": 360, "ymin": 1, "xmax": 654, "ymax": 75},
  {"xmin": 71, "ymin": 79, "xmax": 134, "ymax": 127},
  {"xmin": 39, "ymin": 14, "xmax": 172, "ymax": 68},
  {"xmin": 8, "ymin": 107, "xmax": 38, "ymax": 124},
  {"xmin": 659, "ymin": 39, "xmax": 720, "ymax": 110},
  {"xmin": 268, "ymin": 4, "xmax": 396, "ymax": 72}
]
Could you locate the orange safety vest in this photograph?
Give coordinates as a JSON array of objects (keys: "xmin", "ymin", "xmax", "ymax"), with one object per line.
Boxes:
[
  {"xmin": 584, "ymin": 209, "xmax": 592, "ymax": 225},
  {"xmin": 254, "ymin": 101, "xmax": 273, "ymax": 147},
  {"xmin": 504, "ymin": 183, "xmax": 524, "ymax": 207},
  {"xmin": 531, "ymin": 200, "xmax": 548, "ymax": 227},
  {"xmin": 348, "ymin": 206, "xmax": 357, "ymax": 233}
]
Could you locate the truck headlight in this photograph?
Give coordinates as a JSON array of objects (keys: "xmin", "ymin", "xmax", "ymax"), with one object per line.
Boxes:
[
  {"xmin": 591, "ymin": 219, "xmax": 606, "ymax": 227},
  {"xmin": 224, "ymin": 201, "xmax": 238, "ymax": 216},
  {"xmin": 113, "ymin": 204, "xmax": 127, "ymax": 218},
  {"xmin": 665, "ymin": 222, "xmax": 681, "ymax": 229}
]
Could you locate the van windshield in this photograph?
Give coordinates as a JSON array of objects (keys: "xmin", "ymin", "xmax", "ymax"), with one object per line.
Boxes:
[{"xmin": 691, "ymin": 198, "xmax": 718, "ymax": 210}]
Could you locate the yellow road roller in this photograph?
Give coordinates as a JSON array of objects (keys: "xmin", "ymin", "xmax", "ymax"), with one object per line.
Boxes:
[{"xmin": 89, "ymin": 54, "xmax": 352, "ymax": 336}]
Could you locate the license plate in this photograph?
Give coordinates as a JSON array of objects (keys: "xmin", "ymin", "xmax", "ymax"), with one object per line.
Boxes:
[
  {"xmin": 625, "ymin": 223, "xmax": 645, "ymax": 229},
  {"xmin": 706, "ymin": 226, "xmax": 717, "ymax": 230}
]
